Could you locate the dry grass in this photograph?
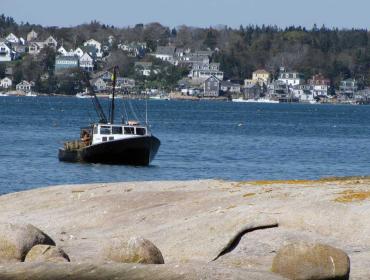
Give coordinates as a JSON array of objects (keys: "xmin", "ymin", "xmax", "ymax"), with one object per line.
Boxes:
[
  {"xmin": 334, "ymin": 190, "xmax": 370, "ymax": 203},
  {"xmin": 243, "ymin": 193, "xmax": 256, "ymax": 198}
]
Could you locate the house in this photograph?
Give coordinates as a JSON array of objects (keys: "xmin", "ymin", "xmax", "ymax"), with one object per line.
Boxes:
[
  {"xmin": 55, "ymin": 55, "xmax": 79, "ymax": 73},
  {"xmin": 307, "ymin": 74, "xmax": 331, "ymax": 97},
  {"xmin": 91, "ymin": 70, "xmax": 113, "ymax": 81},
  {"xmin": 252, "ymin": 69, "xmax": 271, "ymax": 86},
  {"xmin": 5, "ymin": 33, "xmax": 19, "ymax": 44},
  {"xmin": 189, "ymin": 62, "xmax": 224, "ymax": 82},
  {"xmin": 135, "ymin": 62, "xmax": 153, "ymax": 77},
  {"xmin": 83, "ymin": 39, "xmax": 102, "ymax": 58},
  {"xmin": 152, "ymin": 46, "xmax": 176, "ymax": 63},
  {"xmin": 0, "ymin": 42, "xmax": 13, "ymax": 61},
  {"xmin": 278, "ymin": 70, "xmax": 304, "ymax": 86},
  {"xmin": 28, "ymin": 42, "xmax": 44, "ymax": 55},
  {"xmin": 27, "ymin": 30, "xmax": 38, "ymax": 42},
  {"xmin": 57, "ymin": 46, "xmax": 68, "ymax": 55},
  {"xmin": 118, "ymin": 41, "xmax": 147, "ymax": 57},
  {"xmin": 74, "ymin": 47, "xmax": 84, "ymax": 58},
  {"xmin": 79, "ymin": 53, "xmax": 94, "ymax": 72},
  {"xmin": 116, "ymin": 77, "xmax": 135, "ymax": 89},
  {"xmin": 220, "ymin": 80, "xmax": 241, "ymax": 93},
  {"xmin": 91, "ymin": 78, "xmax": 107, "ymax": 92},
  {"xmin": 16, "ymin": 80, "xmax": 33, "ymax": 92},
  {"xmin": 44, "ymin": 36, "xmax": 58, "ymax": 49},
  {"xmin": 0, "ymin": 77, "xmax": 12, "ymax": 89},
  {"xmin": 203, "ymin": 75, "xmax": 220, "ymax": 97},
  {"xmin": 339, "ymin": 79, "xmax": 358, "ymax": 98},
  {"xmin": 12, "ymin": 43, "xmax": 27, "ymax": 54},
  {"xmin": 244, "ymin": 83, "xmax": 263, "ymax": 99}
]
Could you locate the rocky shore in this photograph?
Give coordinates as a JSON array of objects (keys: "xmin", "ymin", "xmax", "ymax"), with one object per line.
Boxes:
[{"xmin": 1, "ymin": 177, "xmax": 370, "ymax": 279}]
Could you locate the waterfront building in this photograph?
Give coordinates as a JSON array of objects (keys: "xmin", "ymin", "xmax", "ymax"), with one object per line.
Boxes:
[
  {"xmin": 189, "ymin": 62, "xmax": 224, "ymax": 82},
  {"xmin": 308, "ymin": 74, "xmax": 331, "ymax": 97},
  {"xmin": 16, "ymin": 80, "xmax": 33, "ymax": 92},
  {"xmin": 203, "ymin": 75, "xmax": 220, "ymax": 97},
  {"xmin": 278, "ymin": 71, "xmax": 304, "ymax": 86},
  {"xmin": 91, "ymin": 78, "xmax": 107, "ymax": 92},
  {"xmin": 220, "ymin": 80, "xmax": 241, "ymax": 93},
  {"xmin": 55, "ymin": 55, "xmax": 79, "ymax": 73},
  {"xmin": 339, "ymin": 78, "xmax": 358, "ymax": 98},
  {"xmin": 0, "ymin": 77, "xmax": 12, "ymax": 89},
  {"xmin": 135, "ymin": 62, "xmax": 156, "ymax": 77},
  {"xmin": 57, "ymin": 46, "xmax": 68, "ymax": 55},
  {"xmin": 252, "ymin": 69, "xmax": 271, "ymax": 86},
  {"xmin": 117, "ymin": 77, "xmax": 135, "ymax": 90}
]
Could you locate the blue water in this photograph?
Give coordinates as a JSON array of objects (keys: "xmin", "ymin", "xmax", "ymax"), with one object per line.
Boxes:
[{"xmin": 1, "ymin": 96, "xmax": 370, "ymax": 194}]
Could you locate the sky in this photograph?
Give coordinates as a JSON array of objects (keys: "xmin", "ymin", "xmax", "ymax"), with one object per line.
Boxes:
[{"xmin": 1, "ymin": 0, "xmax": 370, "ymax": 29}]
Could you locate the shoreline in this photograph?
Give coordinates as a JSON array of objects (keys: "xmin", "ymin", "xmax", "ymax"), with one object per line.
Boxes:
[{"xmin": 1, "ymin": 176, "xmax": 370, "ymax": 278}]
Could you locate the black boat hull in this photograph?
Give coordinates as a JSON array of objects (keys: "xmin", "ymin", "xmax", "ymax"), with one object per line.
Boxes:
[{"xmin": 58, "ymin": 135, "xmax": 160, "ymax": 166}]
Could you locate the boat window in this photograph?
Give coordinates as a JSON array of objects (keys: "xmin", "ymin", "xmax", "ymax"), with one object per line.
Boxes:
[
  {"xmin": 102, "ymin": 137, "xmax": 107, "ymax": 142},
  {"xmin": 100, "ymin": 126, "xmax": 111, "ymax": 135},
  {"xmin": 136, "ymin": 127, "xmax": 146, "ymax": 135},
  {"xmin": 124, "ymin": 126, "xmax": 135, "ymax": 134},
  {"xmin": 93, "ymin": 126, "xmax": 98, "ymax": 134},
  {"xmin": 112, "ymin": 126, "xmax": 123, "ymax": 134}
]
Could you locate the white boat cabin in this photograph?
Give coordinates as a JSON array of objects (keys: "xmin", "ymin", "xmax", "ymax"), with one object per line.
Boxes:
[{"xmin": 81, "ymin": 123, "xmax": 148, "ymax": 145}]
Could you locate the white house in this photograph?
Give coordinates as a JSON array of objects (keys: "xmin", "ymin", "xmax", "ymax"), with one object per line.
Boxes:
[
  {"xmin": 189, "ymin": 62, "xmax": 224, "ymax": 81},
  {"xmin": 278, "ymin": 71, "xmax": 304, "ymax": 86},
  {"xmin": 44, "ymin": 36, "xmax": 58, "ymax": 49},
  {"xmin": 79, "ymin": 52, "xmax": 94, "ymax": 72},
  {"xmin": 0, "ymin": 77, "xmax": 12, "ymax": 89},
  {"xmin": 83, "ymin": 39, "xmax": 102, "ymax": 58},
  {"xmin": 91, "ymin": 78, "xmax": 107, "ymax": 92},
  {"xmin": 5, "ymin": 33, "xmax": 19, "ymax": 44},
  {"xmin": 57, "ymin": 46, "xmax": 68, "ymax": 55},
  {"xmin": 152, "ymin": 46, "xmax": 175, "ymax": 63},
  {"xmin": 28, "ymin": 42, "xmax": 44, "ymax": 55},
  {"xmin": 74, "ymin": 47, "xmax": 84, "ymax": 58},
  {"xmin": 16, "ymin": 80, "xmax": 33, "ymax": 93},
  {"xmin": 0, "ymin": 42, "xmax": 12, "ymax": 61}
]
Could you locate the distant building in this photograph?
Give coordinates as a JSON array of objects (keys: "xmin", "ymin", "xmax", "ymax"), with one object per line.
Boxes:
[
  {"xmin": 308, "ymin": 74, "xmax": 331, "ymax": 97},
  {"xmin": 44, "ymin": 36, "xmax": 58, "ymax": 49},
  {"xmin": 55, "ymin": 55, "xmax": 79, "ymax": 73},
  {"xmin": 91, "ymin": 78, "xmax": 107, "ymax": 92},
  {"xmin": 252, "ymin": 69, "xmax": 271, "ymax": 86},
  {"xmin": 117, "ymin": 77, "xmax": 135, "ymax": 89},
  {"xmin": 203, "ymin": 75, "xmax": 220, "ymax": 97},
  {"xmin": 220, "ymin": 80, "xmax": 241, "ymax": 93},
  {"xmin": 91, "ymin": 70, "xmax": 113, "ymax": 81},
  {"xmin": 74, "ymin": 47, "xmax": 84, "ymax": 58},
  {"xmin": 27, "ymin": 30, "xmax": 38, "ymax": 42},
  {"xmin": 135, "ymin": 62, "xmax": 153, "ymax": 77},
  {"xmin": 118, "ymin": 41, "xmax": 147, "ymax": 57},
  {"xmin": 339, "ymin": 78, "xmax": 358, "ymax": 98},
  {"xmin": 57, "ymin": 46, "xmax": 68, "ymax": 55},
  {"xmin": 278, "ymin": 71, "xmax": 304, "ymax": 86},
  {"xmin": 0, "ymin": 77, "xmax": 12, "ymax": 89},
  {"xmin": 16, "ymin": 80, "xmax": 33, "ymax": 92},
  {"xmin": 189, "ymin": 62, "xmax": 224, "ymax": 82},
  {"xmin": 152, "ymin": 46, "xmax": 176, "ymax": 63},
  {"xmin": 5, "ymin": 33, "xmax": 19, "ymax": 44},
  {"xmin": 83, "ymin": 39, "xmax": 102, "ymax": 58},
  {"xmin": 79, "ymin": 52, "xmax": 94, "ymax": 72},
  {"xmin": 0, "ymin": 42, "xmax": 13, "ymax": 61},
  {"xmin": 28, "ymin": 42, "xmax": 43, "ymax": 55}
]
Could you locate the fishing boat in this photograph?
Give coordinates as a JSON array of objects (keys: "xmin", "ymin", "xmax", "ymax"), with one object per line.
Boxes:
[
  {"xmin": 58, "ymin": 66, "xmax": 160, "ymax": 165},
  {"xmin": 76, "ymin": 88, "xmax": 93, "ymax": 99}
]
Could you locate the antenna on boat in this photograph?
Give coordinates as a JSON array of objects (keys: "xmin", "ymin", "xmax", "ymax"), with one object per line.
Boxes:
[{"xmin": 109, "ymin": 66, "xmax": 118, "ymax": 124}]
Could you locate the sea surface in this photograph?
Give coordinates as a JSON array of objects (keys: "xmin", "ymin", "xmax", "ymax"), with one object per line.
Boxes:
[{"xmin": 1, "ymin": 96, "xmax": 370, "ymax": 194}]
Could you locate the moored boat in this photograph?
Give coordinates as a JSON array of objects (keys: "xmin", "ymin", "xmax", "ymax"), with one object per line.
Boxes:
[{"xmin": 59, "ymin": 66, "xmax": 160, "ymax": 166}]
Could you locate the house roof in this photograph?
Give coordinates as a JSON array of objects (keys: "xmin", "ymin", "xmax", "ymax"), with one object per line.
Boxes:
[
  {"xmin": 155, "ymin": 46, "xmax": 175, "ymax": 55},
  {"xmin": 253, "ymin": 69, "xmax": 270, "ymax": 74},
  {"xmin": 204, "ymin": 75, "xmax": 221, "ymax": 82}
]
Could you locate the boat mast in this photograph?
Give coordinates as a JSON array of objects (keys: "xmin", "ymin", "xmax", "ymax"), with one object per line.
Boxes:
[
  {"xmin": 83, "ymin": 73, "xmax": 108, "ymax": 124},
  {"xmin": 109, "ymin": 66, "xmax": 118, "ymax": 124}
]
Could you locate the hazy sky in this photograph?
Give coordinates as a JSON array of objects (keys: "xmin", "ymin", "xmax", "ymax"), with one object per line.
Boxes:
[{"xmin": 2, "ymin": 0, "xmax": 370, "ymax": 29}]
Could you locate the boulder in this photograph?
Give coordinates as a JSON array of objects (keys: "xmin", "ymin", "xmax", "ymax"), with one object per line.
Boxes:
[
  {"xmin": 0, "ymin": 223, "xmax": 55, "ymax": 263},
  {"xmin": 271, "ymin": 242, "xmax": 350, "ymax": 280},
  {"xmin": 25, "ymin": 245, "xmax": 70, "ymax": 263},
  {"xmin": 106, "ymin": 236, "xmax": 164, "ymax": 264}
]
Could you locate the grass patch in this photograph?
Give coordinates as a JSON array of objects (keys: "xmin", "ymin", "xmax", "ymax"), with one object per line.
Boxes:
[
  {"xmin": 243, "ymin": 192, "xmax": 256, "ymax": 198},
  {"xmin": 335, "ymin": 190, "xmax": 370, "ymax": 203}
]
